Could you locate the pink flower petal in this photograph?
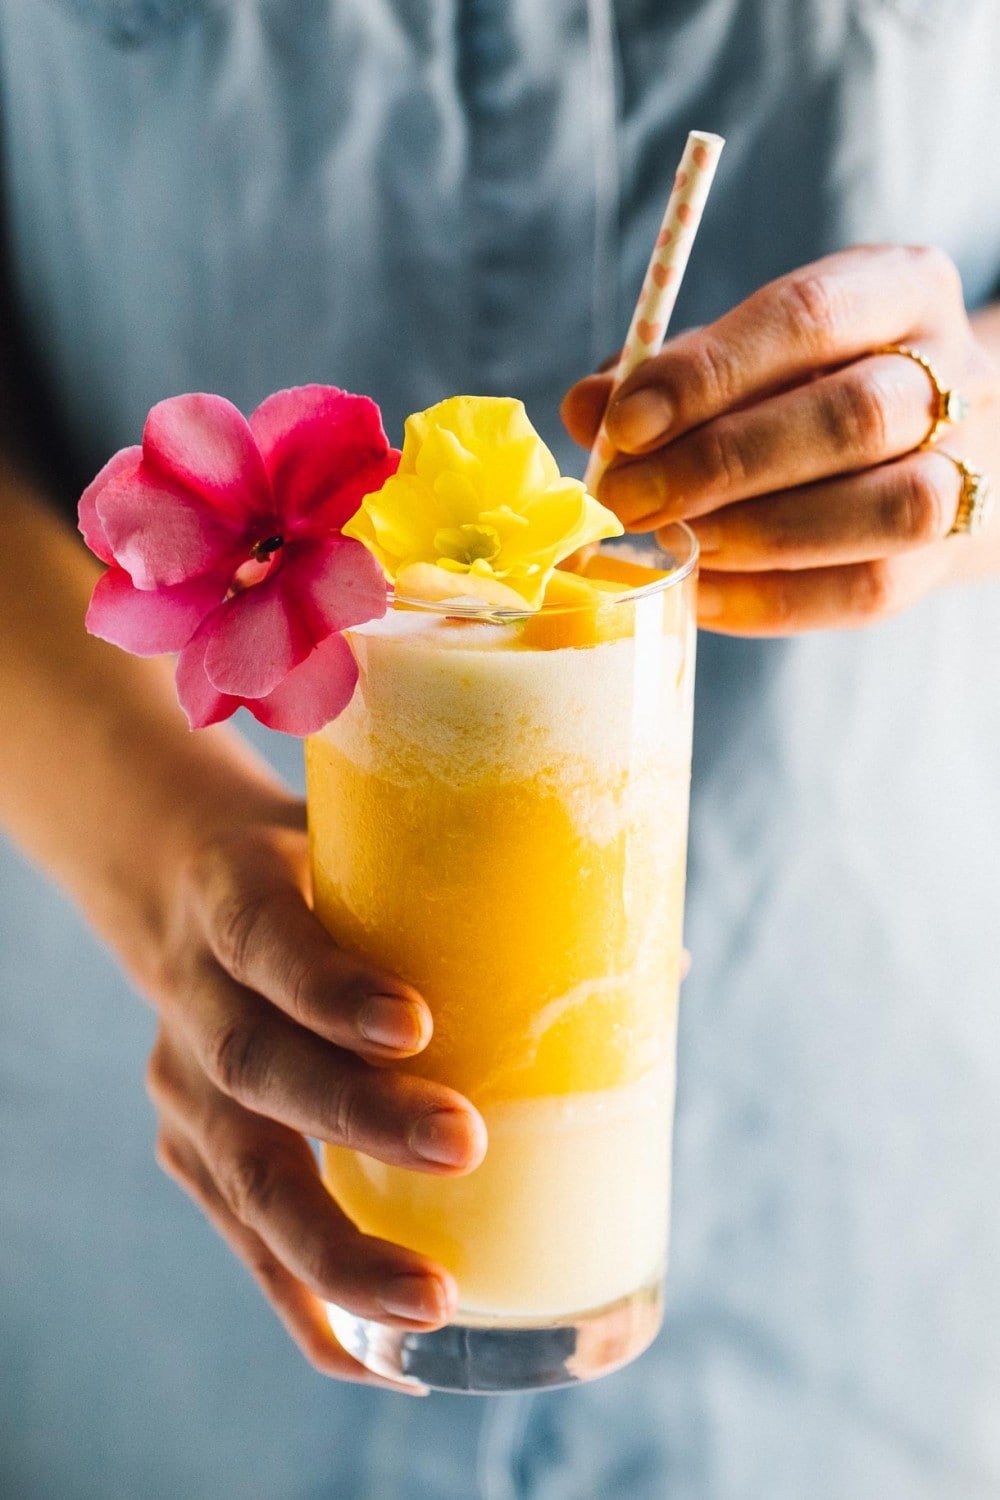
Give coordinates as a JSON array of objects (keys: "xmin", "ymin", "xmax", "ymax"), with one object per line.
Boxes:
[
  {"xmin": 143, "ymin": 394, "xmax": 271, "ymax": 523},
  {"xmin": 246, "ymin": 632, "xmax": 359, "ymax": 735},
  {"xmin": 78, "ymin": 447, "xmax": 141, "ymax": 565},
  {"xmin": 177, "ymin": 613, "xmax": 360, "ymax": 734},
  {"xmin": 175, "ymin": 613, "xmax": 243, "ymax": 729},
  {"xmin": 96, "ymin": 456, "xmax": 244, "ymax": 590},
  {"xmin": 201, "ymin": 570, "xmax": 312, "ymax": 699},
  {"xmin": 86, "ymin": 565, "xmax": 225, "ymax": 656},
  {"xmin": 282, "ymin": 534, "xmax": 388, "ymax": 637},
  {"xmin": 199, "ymin": 535, "xmax": 385, "ymax": 699},
  {"xmin": 249, "ymin": 385, "xmax": 400, "ymax": 536}
]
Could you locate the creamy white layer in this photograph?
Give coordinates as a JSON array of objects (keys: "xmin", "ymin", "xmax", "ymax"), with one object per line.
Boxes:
[
  {"xmin": 325, "ymin": 1057, "xmax": 676, "ymax": 1320},
  {"xmin": 331, "ymin": 608, "xmax": 693, "ymax": 784}
]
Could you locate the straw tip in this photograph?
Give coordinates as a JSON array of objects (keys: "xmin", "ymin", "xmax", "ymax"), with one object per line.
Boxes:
[{"xmin": 689, "ymin": 130, "xmax": 725, "ymax": 148}]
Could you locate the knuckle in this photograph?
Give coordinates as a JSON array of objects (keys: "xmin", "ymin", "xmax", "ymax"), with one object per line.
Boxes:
[
  {"xmin": 154, "ymin": 1132, "xmax": 183, "ymax": 1180},
  {"xmin": 779, "ymin": 274, "xmax": 843, "ymax": 352},
  {"xmin": 310, "ymin": 1242, "xmax": 349, "ymax": 1300},
  {"xmin": 283, "ymin": 950, "xmax": 335, "ymax": 1030},
  {"xmin": 823, "ymin": 377, "xmax": 888, "ymax": 457},
  {"xmin": 854, "ymin": 559, "xmax": 899, "ymax": 619},
  {"xmin": 213, "ymin": 884, "xmax": 272, "ymax": 984},
  {"xmin": 756, "ymin": 508, "xmax": 797, "ymax": 559},
  {"xmin": 145, "ymin": 1038, "xmax": 170, "ymax": 1105},
  {"xmin": 909, "ymin": 243, "xmax": 962, "ymax": 301},
  {"xmin": 895, "ymin": 459, "xmax": 946, "ymax": 544},
  {"xmin": 248, "ymin": 1253, "xmax": 286, "ymax": 1293},
  {"xmin": 177, "ymin": 834, "xmax": 235, "ymax": 917},
  {"xmin": 692, "ymin": 422, "xmax": 754, "ymax": 494},
  {"xmin": 765, "ymin": 573, "xmax": 797, "ymax": 629},
  {"xmin": 206, "ymin": 1014, "xmax": 266, "ymax": 1100},
  {"xmin": 685, "ymin": 336, "xmax": 742, "ymax": 413},
  {"xmin": 330, "ymin": 1069, "xmax": 366, "ymax": 1151},
  {"xmin": 222, "ymin": 1148, "xmax": 279, "ymax": 1222}
]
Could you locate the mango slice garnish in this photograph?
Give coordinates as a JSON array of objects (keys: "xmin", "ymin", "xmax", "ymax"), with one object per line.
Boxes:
[{"xmin": 515, "ymin": 559, "xmax": 637, "ymax": 650}]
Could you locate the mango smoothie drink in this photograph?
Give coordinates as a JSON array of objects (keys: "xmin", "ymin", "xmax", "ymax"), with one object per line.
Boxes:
[
  {"xmin": 73, "ymin": 369, "xmax": 710, "ymax": 1393},
  {"xmin": 306, "ymin": 530, "xmax": 698, "ymax": 1392}
]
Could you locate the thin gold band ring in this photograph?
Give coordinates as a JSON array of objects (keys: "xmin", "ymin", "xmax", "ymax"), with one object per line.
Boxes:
[{"xmin": 875, "ymin": 342, "xmax": 970, "ymax": 446}]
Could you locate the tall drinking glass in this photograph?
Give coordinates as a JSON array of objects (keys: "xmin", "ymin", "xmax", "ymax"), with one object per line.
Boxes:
[{"xmin": 304, "ymin": 527, "xmax": 698, "ymax": 1392}]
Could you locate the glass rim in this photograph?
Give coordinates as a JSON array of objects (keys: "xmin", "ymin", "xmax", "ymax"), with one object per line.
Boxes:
[{"xmin": 387, "ymin": 522, "xmax": 699, "ymax": 620}]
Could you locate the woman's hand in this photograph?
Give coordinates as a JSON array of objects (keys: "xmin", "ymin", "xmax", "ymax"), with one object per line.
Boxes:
[
  {"xmin": 143, "ymin": 805, "xmax": 486, "ymax": 1393},
  {"xmin": 1, "ymin": 481, "xmax": 485, "ymax": 1392},
  {"xmin": 564, "ymin": 245, "xmax": 1000, "ymax": 633}
]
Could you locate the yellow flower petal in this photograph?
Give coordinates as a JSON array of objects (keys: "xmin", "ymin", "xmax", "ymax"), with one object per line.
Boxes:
[
  {"xmin": 395, "ymin": 561, "xmax": 528, "ymax": 611},
  {"xmin": 344, "ymin": 475, "xmax": 443, "ymax": 573},
  {"xmin": 344, "ymin": 395, "xmax": 623, "ymax": 608},
  {"xmin": 433, "ymin": 468, "xmax": 483, "ymax": 519},
  {"xmin": 413, "ymin": 423, "xmax": 480, "ymax": 494}
]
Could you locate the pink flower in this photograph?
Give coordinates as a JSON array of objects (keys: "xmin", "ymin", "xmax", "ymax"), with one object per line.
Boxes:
[{"xmin": 79, "ymin": 386, "xmax": 398, "ymax": 734}]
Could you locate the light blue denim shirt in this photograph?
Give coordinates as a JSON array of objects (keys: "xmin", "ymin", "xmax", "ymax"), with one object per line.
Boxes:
[{"xmin": 3, "ymin": 3, "xmax": 1000, "ymax": 1497}]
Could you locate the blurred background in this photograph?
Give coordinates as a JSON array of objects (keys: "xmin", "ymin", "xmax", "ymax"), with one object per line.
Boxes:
[{"xmin": 3, "ymin": 2, "xmax": 1000, "ymax": 1498}]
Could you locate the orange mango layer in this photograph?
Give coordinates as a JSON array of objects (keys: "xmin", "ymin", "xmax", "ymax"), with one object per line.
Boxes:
[{"xmin": 307, "ymin": 743, "xmax": 686, "ymax": 1104}]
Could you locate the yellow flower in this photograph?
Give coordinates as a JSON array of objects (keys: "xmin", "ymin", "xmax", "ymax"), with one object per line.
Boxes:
[{"xmin": 344, "ymin": 395, "xmax": 623, "ymax": 609}]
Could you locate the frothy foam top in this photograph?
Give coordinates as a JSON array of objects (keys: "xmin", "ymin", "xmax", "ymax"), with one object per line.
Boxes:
[{"xmin": 321, "ymin": 610, "xmax": 694, "ymax": 792}]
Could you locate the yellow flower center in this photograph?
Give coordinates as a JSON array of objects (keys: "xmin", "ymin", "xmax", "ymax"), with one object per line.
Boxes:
[{"xmin": 434, "ymin": 522, "xmax": 502, "ymax": 567}]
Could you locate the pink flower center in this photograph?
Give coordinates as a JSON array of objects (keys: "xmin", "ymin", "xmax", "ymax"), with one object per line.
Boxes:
[{"xmin": 227, "ymin": 533, "xmax": 285, "ymax": 598}]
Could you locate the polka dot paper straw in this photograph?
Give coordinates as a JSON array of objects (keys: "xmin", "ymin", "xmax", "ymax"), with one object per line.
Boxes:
[{"xmin": 584, "ymin": 130, "xmax": 725, "ymax": 494}]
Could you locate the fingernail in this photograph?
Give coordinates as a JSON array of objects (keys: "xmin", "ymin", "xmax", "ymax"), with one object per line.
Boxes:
[
  {"xmin": 697, "ymin": 581, "xmax": 725, "ymax": 620},
  {"xmin": 690, "ymin": 521, "xmax": 720, "ymax": 556},
  {"xmin": 379, "ymin": 1273, "xmax": 451, "ymax": 1324},
  {"xmin": 608, "ymin": 387, "xmax": 673, "ymax": 451},
  {"xmin": 410, "ymin": 1109, "xmax": 485, "ymax": 1168},
  {"xmin": 358, "ymin": 995, "xmax": 429, "ymax": 1052}
]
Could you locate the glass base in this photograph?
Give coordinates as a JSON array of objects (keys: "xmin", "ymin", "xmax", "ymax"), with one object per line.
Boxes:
[{"xmin": 326, "ymin": 1279, "xmax": 663, "ymax": 1394}]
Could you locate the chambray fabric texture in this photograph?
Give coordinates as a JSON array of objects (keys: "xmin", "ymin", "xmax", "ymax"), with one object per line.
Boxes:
[{"xmin": 2, "ymin": 2, "xmax": 1000, "ymax": 1497}]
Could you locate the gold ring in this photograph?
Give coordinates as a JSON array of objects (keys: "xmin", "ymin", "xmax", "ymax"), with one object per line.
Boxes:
[
  {"xmin": 931, "ymin": 449, "xmax": 995, "ymax": 537},
  {"xmin": 876, "ymin": 343, "xmax": 970, "ymax": 445}
]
